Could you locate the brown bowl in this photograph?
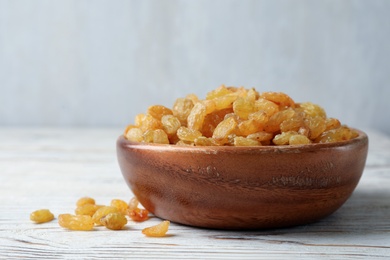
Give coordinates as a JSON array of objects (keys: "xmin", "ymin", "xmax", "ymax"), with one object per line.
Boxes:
[{"xmin": 116, "ymin": 130, "xmax": 368, "ymax": 230}]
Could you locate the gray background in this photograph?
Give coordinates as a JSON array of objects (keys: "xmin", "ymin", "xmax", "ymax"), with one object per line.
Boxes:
[{"xmin": 1, "ymin": 0, "xmax": 389, "ymax": 134}]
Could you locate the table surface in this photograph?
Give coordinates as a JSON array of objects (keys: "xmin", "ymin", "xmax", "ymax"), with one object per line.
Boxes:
[{"xmin": 0, "ymin": 127, "xmax": 389, "ymax": 259}]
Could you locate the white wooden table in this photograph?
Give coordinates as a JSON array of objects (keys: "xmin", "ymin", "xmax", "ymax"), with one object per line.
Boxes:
[{"xmin": 1, "ymin": 128, "xmax": 389, "ymax": 259}]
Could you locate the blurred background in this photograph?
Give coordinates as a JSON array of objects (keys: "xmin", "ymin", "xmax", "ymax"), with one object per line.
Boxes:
[{"xmin": 0, "ymin": 0, "xmax": 389, "ymax": 134}]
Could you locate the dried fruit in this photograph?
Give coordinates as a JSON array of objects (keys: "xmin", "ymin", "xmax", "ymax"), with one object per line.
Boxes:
[
  {"xmin": 128, "ymin": 208, "xmax": 149, "ymax": 222},
  {"xmin": 58, "ymin": 214, "xmax": 94, "ymax": 231},
  {"xmin": 30, "ymin": 209, "xmax": 54, "ymax": 223},
  {"xmin": 125, "ymin": 127, "xmax": 143, "ymax": 142},
  {"xmin": 110, "ymin": 199, "xmax": 129, "ymax": 214},
  {"xmin": 147, "ymin": 105, "xmax": 172, "ymax": 120},
  {"xmin": 92, "ymin": 206, "xmax": 120, "ymax": 226},
  {"xmin": 233, "ymin": 97, "xmax": 256, "ymax": 120},
  {"xmin": 124, "ymin": 86, "xmax": 358, "ymax": 145},
  {"xmin": 75, "ymin": 204, "xmax": 102, "ymax": 216},
  {"xmin": 177, "ymin": 126, "xmax": 202, "ymax": 142},
  {"xmin": 315, "ymin": 127, "xmax": 358, "ymax": 143},
  {"xmin": 161, "ymin": 115, "xmax": 181, "ymax": 135},
  {"xmin": 289, "ymin": 134, "xmax": 312, "ymax": 145},
  {"xmin": 128, "ymin": 197, "xmax": 140, "ymax": 211},
  {"xmin": 233, "ymin": 136, "xmax": 260, "ymax": 146},
  {"xmin": 142, "ymin": 220, "xmax": 170, "ymax": 237},
  {"xmin": 76, "ymin": 197, "xmax": 95, "ymax": 207},
  {"xmin": 101, "ymin": 213, "xmax": 128, "ymax": 230},
  {"xmin": 212, "ymin": 117, "xmax": 238, "ymax": 141},
  {"xmin": 187, "ymin": 102, "xmax": 207, "ymax": 131},
  {"xmin": 172, "ymin": 98, "xmax": 194, "ymax": 125},
  {"xmin": 273, "ymin": 131, "xmax": 298, "ymax": 145}
]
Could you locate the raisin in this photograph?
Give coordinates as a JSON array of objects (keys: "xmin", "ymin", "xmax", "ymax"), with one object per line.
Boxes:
[
  {"xmin": 30, "ymin": 209, "xmax": 54, "ymax": 223},
  {"xmin": 128, "ymin": 197, "xmax": 139, "ymax": 211},
  {"xmin": 161, "ymin": 115, "xmax": 181, "ymax": 135},
  {"xmin": 125, "ymin": 86, "xmax": 358, "ymax": 146},
  {"xmin": 238, "ymin": 119, "xmax": 262, "ymax": 136},
  {"xmin": 212, "ymin": 117, "xmax": 238, "ymax": 141},
  {"xmin": 187, "ymin": 102, "xmax": 207, "ymax": 131},
  {"xmin": 58, "ymin": 214, "xmax": 94, "ymax": 231},
  {"xmin": 127, "ymin": 208, "xmax": 149, "ymax": 222},
  {"xmin": 273, "ymin": 131, "xmax": 298, "ymax": 145},
  {"xmin": 101, "ymin": 213, "xmax": 128, "ymax": 230},
  {"xmin": 206, "ymin": 84, "xmax": 232, "ymax": 99},
  {"xmin": 289, "ymin": 134, "xmax": 312, "ymax": 145},
  {"xmin": 177, "ymin": 126, "xmax": 202, "ymax": 142},
  {"xmin": 305, "ymin": 116, "xmax": 326, "ymax": 140},
  {"xmin": 172, "ymin": 98, "xmax": 194, "ymax": 126},
  {"xmin": 255, "ymin": 98, "xmax": 279, "ymax": 117},
  {"xmin": 259, "ymin": 92, "xmax": 295, "ymax": 108},
  {"xmin": 75, "ymin": 204, "xmax": 102, "ymax": 216},
  {"xmin": 264, "ymin": 109, "xmax": 295, "ymax": 133},
  {"xmin": 247, "ymin": 131, "xmax": 274, "ymax": 143},
  {"xmin": 147, "ymin": 105, "xmax": 173, "ymax": 120},
  {"xmin": 233, "ymin": 97, "xmax": 256, "ymax": 120},
  {"xmin": 110, "ymin": 199, "xmax": 129, "ymax": 214},
  {"xmin": 300, "ymin": 102, "xmax": 326, "ymax": 118},
  {"xmin": 92, "ymin": 206, "xmax": 119, "ymax": 226},
  {"xmin": 142, "ymin": 220, "xmax": 170, "ymax": 237},
  {"xmin": 76, "ymin": 197, "xmax": 95, "ymax": 207},
  {"xmin": 233, "ymin": 136, "xmax": 260, "ymax": 146}
]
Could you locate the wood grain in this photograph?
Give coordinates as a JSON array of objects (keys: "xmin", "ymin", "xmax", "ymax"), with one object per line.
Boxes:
[{"xmin": 0, "ymin": 128, "xmax": 389, "ymax": 259}]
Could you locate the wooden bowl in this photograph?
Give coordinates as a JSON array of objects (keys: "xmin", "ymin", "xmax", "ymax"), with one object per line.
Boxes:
[{"xmin": 116, "ymin": 130, "xmax": 368, "ymax": 230}]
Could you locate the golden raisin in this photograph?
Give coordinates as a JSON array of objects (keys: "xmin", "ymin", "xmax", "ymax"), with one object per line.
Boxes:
[
  {"xmin": 273, "ymin": 131, "xmax": 298, "ymax": 145},
  {"xmin": 76, "ymin": 197, "xmax": 95, "ymax": 207},
  {"xmin": 30, "ymin": 209, "xmax": 54, "ymax": 223},
  {"xmin": 110, "ymin": 199, "xmax": 129, "ymax": 214},
  {"xmin": 92, "ymin": 206, "xmax": 119, "ymax": 226},
  {"xmin": 177, "ymin": 126, "xmax": 202, "ymax": 142},
  {"xmin": 128, "ymin": 197, "xmax": 139, "ymax": 211},
  {"xmin": 125, "ymin": 127, "xmax": 143, "ymax": 142},
  {"xmin": 233, "ymin": 136, "xmax": 260, "ymax": 146},
  {"xmin": 238, "ymin": 119, "xmax": 262, "ymax": 136},
  {"xmin": 147, "ymin": 105, "xmax": 173, "ymax": 120},
  {"xmin": 187, "ymin": 102, "xmax": 207, "ymax": 131},
  {"xmin": 58, "ymin": 214, "xmax": 94, "ymax": 231},
  {"xmin": 300, "ymin": 102, "xmax": 326, "ymax": 118},
  {"xmin": 142, "ymin": 220, "xmax": 170, "ymax": 237},
  {"xmin": 136, "ymin": 114, "xmax": 162, "ymax": 132},
  {"xmin": 264, "ymin": 109, "xmax": 295, "ymax": 133},
  {"xmin": 212, "ymin": 117, "xmax": 238, "ymax": 141},
  {"xmin": 206, "ymin": 84, "xmax": 232, "ymax": 99},
  {"xmin": 255, "ymin": 98, "xmax": 279, "ymax": 117},
  {"xmin": 325, "ymin": 118, "xmax": 341, "ymax": 131},
  {"xmin": 289, "ymin": 134, "xmax": 312, "ymax": 145},
  {"xmin": 128, "ymin": 208, "xmax": 149, "ymax": 222},
  {"xmin": 305, "ymin": 116, "xmax": 327, "ymax": 140},
  {"xmin": 213, "ymin": 94, "xmax": 237, "ymax": 110},
  {"xmin": 315, "ymin": 126, "xmax": 358, "ymax": 143},
  {"xmin": 233, "ymin": 97, "xmax": 256, "ymax": 120},
  {"xmin": 161, "ymin": 115, "xmax": 181, "ymax": 135},
  {"xmin": 247, "ymin": 131, "xmax": 274, "ymax": 143},
  {"xmin": 101, "ymin": 213, "xmax": 128, "ymax": 230},
  {"xmin": 152, "ymin": 129, "xmax": 170, "ymax": 144},
  {"xmin": 124, "ymin": 86, "xmax": 358, "ymax": 145},
  {"xmin": 75, "ymin": 204, "xmax": 102, "ymax": 216},
  {"xmin": 260, "ymin": 92, "xmax": 295, "ymax": 108},
  {"xmin": 172, "ymin": 98, "xmax": 194, "ymax": 126}
]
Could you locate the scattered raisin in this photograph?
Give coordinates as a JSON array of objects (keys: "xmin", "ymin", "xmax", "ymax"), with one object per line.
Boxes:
[
  {"xmin": 142, "ymin": 220, "xmax": 170, "ymax": 237},
  {"xmin": 30, "ymin": 209, "xmax": 54, "ymax": 223}
]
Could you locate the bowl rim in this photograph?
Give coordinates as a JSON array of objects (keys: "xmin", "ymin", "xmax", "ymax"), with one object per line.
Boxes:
[{"xmin": 118, "ymin": 129, "xmax": 368, "ymax": 153}]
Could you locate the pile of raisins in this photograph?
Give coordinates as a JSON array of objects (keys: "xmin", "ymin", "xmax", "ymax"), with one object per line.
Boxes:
[
  {"xmin": 124, "ymin": 85, "xmax": 358, "ymax": 146},
  {"xmin": 30, "ymin": 197, "xmax": 169, "ymax": 237}
]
